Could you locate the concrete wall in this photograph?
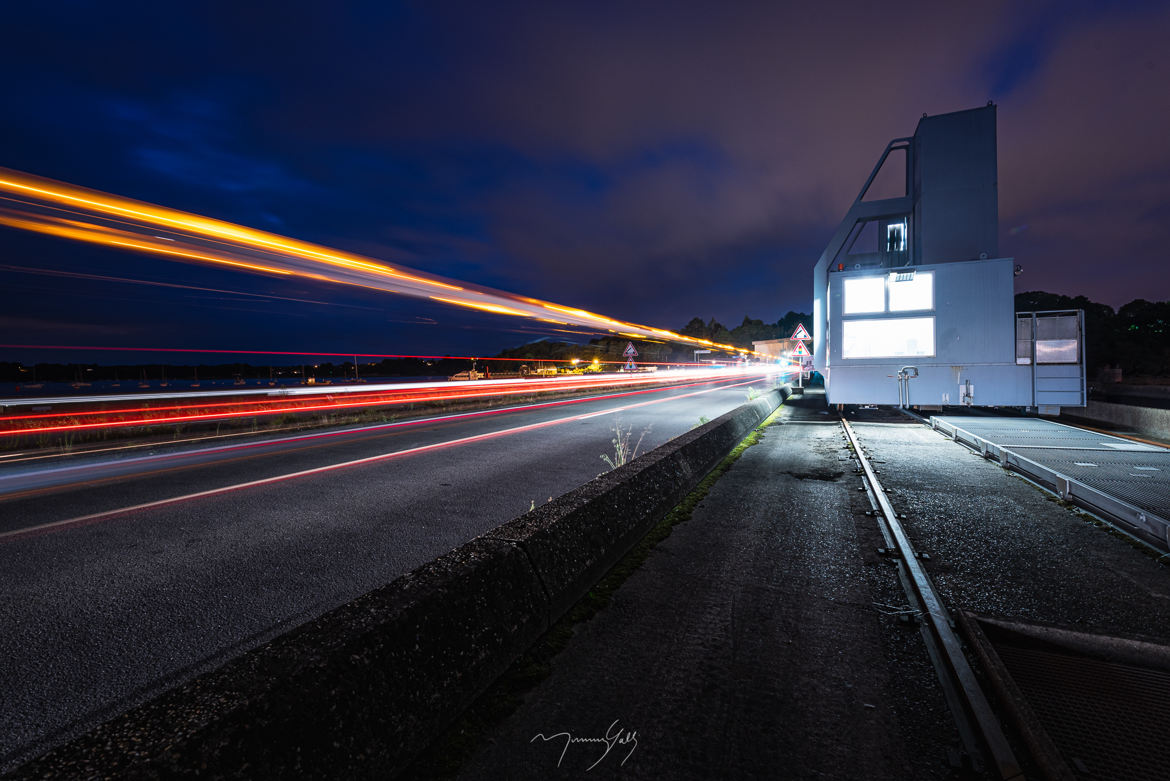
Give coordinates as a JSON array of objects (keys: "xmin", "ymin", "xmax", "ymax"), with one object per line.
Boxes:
[{"xmin": 11, "ymin": 387, "xmax": 789, "ymax": 780}]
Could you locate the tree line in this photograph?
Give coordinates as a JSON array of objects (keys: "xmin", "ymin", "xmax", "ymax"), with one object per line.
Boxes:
[
  {"xmin": 3, "ymin": 294, "xmax": 1164, "ymax": 381},
  {"xmin": 493, "ymin": 311, "xmax": 813, "ymax": 366},
  {"xmin": 676, "ymin": 311, "xmax": 811, "ymax": 350}
]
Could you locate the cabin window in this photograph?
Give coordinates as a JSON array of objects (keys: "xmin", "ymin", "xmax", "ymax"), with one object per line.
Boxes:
[
  {"xmin": 843, "ymin": 276, "xmax": 886, "ymax": 314},
  {"xmin": 888, "ymin": 270, "xmax": 933, "ymax": 312},
  {"xmin": 886, "ymin": 220, "xmax": 906, "ymax": 252},
  {"xmin": 842, "ymin": 317, "xmax": 935, "ymax": 359}
]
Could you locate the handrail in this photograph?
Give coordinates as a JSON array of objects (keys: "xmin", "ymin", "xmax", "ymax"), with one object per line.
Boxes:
[{"xmin": 854, "ymin": 137, "xmax": 912, "ymax": 204}]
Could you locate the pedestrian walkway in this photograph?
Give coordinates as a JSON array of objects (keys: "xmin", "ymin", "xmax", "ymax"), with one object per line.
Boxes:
[{"xmin": 458, "ymin": 393, "xmax": 964, "ymax": 780}]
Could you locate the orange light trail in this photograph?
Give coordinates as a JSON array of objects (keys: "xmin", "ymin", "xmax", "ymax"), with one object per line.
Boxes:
[
  {"xmin": 0, "ymin": 167, "xmax": 766, "ymax": 357},
  {"xmin": 0, "ymin": 210, "xmax": 296, "ymax": 278},
  {"xmin": 428, "ymin": 295, "xmax": 532, "ymax": 317},
  {"xmin": 0, "ymin": 264, "xmax": 375, "ymax": 309},
  {"xmin": 0, "ymin": 172, "xmax": 462, "ymax": 290}
]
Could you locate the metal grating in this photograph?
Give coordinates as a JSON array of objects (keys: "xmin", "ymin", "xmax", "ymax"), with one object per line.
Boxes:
[
  {"xmin": 939, "ymin": 418, "xmax": 1151, "ymax": 450},
  {"xmin": 975, "ymin": 622, "xmax": 1170, "ymax": 781},
  {"xmin": 931, "ymin": 416, "xmax": 1170, "ymax": 550},
  {"xmin": 1008, "ymin": 448, "xmax": 1170, "ymax": 517}
]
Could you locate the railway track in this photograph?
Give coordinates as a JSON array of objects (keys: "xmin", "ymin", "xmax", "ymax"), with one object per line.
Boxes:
[
  {"xmin": 842, "ymin": 415, "xmax": 1023, "ymax": 779},
  {"xmin": 841, "ymin": 408, "xmax": 1170, "ymax": 781}
]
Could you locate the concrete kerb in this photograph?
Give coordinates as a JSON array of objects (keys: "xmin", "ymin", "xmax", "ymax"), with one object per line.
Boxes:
[
  {"xmin": 490, "ymin": 387, "xmax": 788, "ymax": 618},
  {"xmin": 8, "ymin": 385, "xmax": 789, "ymax": 780}
]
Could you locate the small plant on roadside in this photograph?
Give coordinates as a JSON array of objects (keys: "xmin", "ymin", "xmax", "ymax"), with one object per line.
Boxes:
[
  {"xmin": 746, "ymin": 386, "xmax": 760, "ymax": 401},
  {"xmin": 600, "ymin": 422, "xmax": 651, "ymax": 472},
  {"xmin": 691, "ymin": 415, "xmax": 711, "ymax": 430}
]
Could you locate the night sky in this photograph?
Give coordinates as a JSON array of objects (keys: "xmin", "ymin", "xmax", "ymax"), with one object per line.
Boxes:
[{"xmin": 2, "ymin": 1, "xmax": 1169, "ymax": 362}]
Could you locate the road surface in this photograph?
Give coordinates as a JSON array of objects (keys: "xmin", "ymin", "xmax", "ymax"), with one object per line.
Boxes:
[{"xmin": 0, "ymin": 373, "xmax": 774, "ymax": 772}]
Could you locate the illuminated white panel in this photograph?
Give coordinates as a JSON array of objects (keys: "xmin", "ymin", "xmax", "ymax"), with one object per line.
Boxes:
[
  {"xmin": 888, "ymin": 271, "xmax": 933, "ymax": 311},
  {"xmin": 1036, "ymin": 339, "xmax": 1078, "ymax": 363},
  {"xmin": 843, "ymin": 276, "xmax": 885, "ymax": 314},
  {"xmin": 1035, "ymin": 315, "xmax": 1079, "ymax": 363},
  {"xmin": 842, "ymin": 317, "xmax": 935, "ymax": 358},
  {"xmin": 813, "ymin": 297, "xmax": 822, "ymax": 350}
]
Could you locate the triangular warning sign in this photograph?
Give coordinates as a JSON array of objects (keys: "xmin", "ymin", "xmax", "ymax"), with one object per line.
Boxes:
[
  {"xmin": 791, "ymin": 323, "xmax": 811, "ymax": 341},
  {"xmin": 623, "ymin": 342, "xmax": 639, "ymax": 357},
  {"xmin": 792, "ymin": 341, "xmax": 811, "ymax": 357}
]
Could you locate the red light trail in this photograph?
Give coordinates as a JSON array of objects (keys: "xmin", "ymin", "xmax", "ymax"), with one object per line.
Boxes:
[
  {"xmin": 2, "ymin": 377, "xmax": 756, "ymax": 494},
  {"xmin": 0, "ymin": 368, "xmax": 785, "ymax": 438},
  {"xmin": 0, "ymin": 376, "xmax": 764, "ymax": 542}
]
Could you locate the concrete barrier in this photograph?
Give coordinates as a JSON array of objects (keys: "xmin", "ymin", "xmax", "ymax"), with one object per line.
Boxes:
[
  {"xmin": 1063, "ymin": 400, "xmax": 1170, "ymax": 439},
  {"xmin": 10, "ymin": 387, "xmax": 788, "ymax": 780},
  {"xmin": 491, "ymin": 388, "xmax": 787, "ymax": 618}
]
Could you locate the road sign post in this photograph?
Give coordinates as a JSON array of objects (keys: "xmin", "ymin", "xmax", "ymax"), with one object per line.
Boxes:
[
  {"xmin": 623, "ymin": 342, "xmax": 639, "ymax": 371},
  {"xmin": 791, "ymin": 324, "xmax": 811, "ymax": 389}
]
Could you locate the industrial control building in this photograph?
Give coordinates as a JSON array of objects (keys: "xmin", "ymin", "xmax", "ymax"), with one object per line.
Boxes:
[{"xmin": 811, "ymin": 104, "xmax": 1085, "ymax": 413}]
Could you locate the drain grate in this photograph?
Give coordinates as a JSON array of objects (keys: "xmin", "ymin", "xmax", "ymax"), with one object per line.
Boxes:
[
  {"xmin": 961, "ymin": 614, "xmax": 1170, "ymax": 781},
  {"xmin": 995, "ymin": 644, "xmax": 1170, "ymax": 779}
]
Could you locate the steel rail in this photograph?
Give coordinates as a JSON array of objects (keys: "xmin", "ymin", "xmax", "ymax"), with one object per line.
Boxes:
[{"xmin": 841, "ymin": 416, "xmax": 1024, "ymax": 780}]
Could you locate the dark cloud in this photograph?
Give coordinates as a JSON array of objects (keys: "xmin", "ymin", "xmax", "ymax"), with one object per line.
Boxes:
[
  {"xmin": 998, "ymin": 3, "xmax": 1170, "ymax": 307},
  {"xmin": 1, "ymin": 0, "xmax": 1168, "ymax": 362}
]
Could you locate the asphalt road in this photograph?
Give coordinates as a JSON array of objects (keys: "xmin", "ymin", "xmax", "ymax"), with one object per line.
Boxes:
[{"xmin": 0, "ymin": 373, "xmax": 774, "ymax": 772}]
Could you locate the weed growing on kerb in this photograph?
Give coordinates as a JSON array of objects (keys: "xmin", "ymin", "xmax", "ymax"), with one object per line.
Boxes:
[{"xmin": 600, "ymin": 422, "xmax": 651, "ymax": 472}]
